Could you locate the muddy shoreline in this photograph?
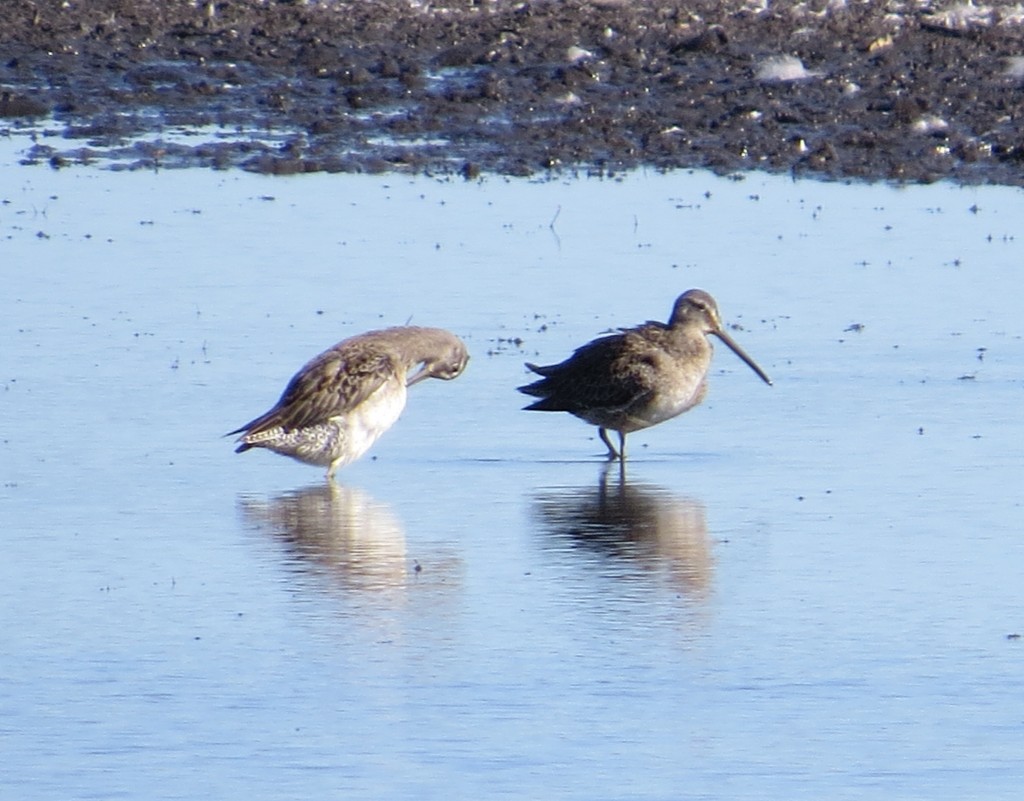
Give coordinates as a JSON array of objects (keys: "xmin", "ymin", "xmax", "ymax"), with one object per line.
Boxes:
[{"xmin": 3, "ymin": 0, "xmax": 1024, "ymax": 184}]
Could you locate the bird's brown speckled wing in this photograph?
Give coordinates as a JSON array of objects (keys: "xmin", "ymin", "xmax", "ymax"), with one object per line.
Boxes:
[
  {"xmin": 231, "ymin": 345, "xmax": 398, "ymax": 436},
  {"xmin": 521, "ymin": 331, "xmax": 656, "ymax": 414}
]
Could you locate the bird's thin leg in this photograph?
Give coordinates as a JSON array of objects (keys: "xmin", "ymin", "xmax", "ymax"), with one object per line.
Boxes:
[
  {"xmin": 618, "ymin": 431, "xmax": 627, "ymax": 462},
  {"xmin": 326, "ymin": 460, "xmax": 340, "ymax": 482},
  {"xmin": 599, "ymin": 428, "xmax": 621, "ymax": 461}
]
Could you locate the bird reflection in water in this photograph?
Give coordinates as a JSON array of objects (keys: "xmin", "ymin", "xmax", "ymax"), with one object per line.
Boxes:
[
  {"xmin": 239, "ymin": 483, "xmax": 454, "ymax": 595},
  {"xmin": 532, "ymin": 465, "xmax": 713, "ymax": 601}
]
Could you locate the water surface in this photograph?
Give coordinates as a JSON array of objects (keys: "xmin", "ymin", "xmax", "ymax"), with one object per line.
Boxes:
[{"xmin": 3, "ymin": 153, "xmax": 1023, "ymax": 799}]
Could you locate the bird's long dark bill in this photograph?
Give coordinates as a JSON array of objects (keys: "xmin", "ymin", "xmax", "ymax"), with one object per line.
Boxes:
[
  {"xmin": 713, "ymin": 330, "xmax": 773, "ymax": 386},
  {"xmin": 406, "ymin": 366, "xmax": 430, "ymax": 386}
]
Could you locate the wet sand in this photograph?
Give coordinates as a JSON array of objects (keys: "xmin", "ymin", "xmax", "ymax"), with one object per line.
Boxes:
[{"xmin": 4, "ymin": 0, "xmax": 1024, "ymax": 184}]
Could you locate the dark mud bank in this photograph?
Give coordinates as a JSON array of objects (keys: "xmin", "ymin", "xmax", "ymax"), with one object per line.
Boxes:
[{"xmin": 4, "ymin": 0, "xmax": 1024, "ymax": 184}]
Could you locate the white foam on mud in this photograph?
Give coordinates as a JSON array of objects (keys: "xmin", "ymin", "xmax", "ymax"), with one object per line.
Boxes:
[{"xmin": 755, "ymin": 55, "xmax": 822, "ymax": 82}]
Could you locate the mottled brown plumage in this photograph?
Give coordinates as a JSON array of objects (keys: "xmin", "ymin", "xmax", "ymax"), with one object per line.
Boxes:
[
  {"xmin": 519, "ymin": 289, "xmax": 771, "ymax": 460},
  {"xmin": 230, "ymin": 326, "xmax": 468, "ymax": 478}
]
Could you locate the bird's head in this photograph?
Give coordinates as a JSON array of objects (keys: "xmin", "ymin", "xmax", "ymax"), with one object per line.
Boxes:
[
  {"xmin": 670, "ymin": 289, "xmax": 772, "ymax": 386},
  {"xmin": 406, "ymin": 336, "xmax": 469, "ymax": 386}
]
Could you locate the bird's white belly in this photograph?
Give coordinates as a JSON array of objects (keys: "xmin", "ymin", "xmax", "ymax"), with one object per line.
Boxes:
[
  {"xmin": 627, "ymin": 375, "xmax": 707, "ymax": 431},
  {"xmin": 262, "ymin": 381, "xmax": 408, "ymax": 470},
  {"xmin": 330, "ymin": 383, "xmax": 408, "ymax": 468}
]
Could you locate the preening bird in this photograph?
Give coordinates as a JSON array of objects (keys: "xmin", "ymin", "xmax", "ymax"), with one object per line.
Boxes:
[{"xmin": 230, "ymin": 326, "xmax": 468, "ymax": 478}]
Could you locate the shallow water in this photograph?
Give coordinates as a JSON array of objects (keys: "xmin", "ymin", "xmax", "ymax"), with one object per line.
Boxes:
[{"xmin": 3, "ymin": 148, "xmax": 1024, "ymax": 799}]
